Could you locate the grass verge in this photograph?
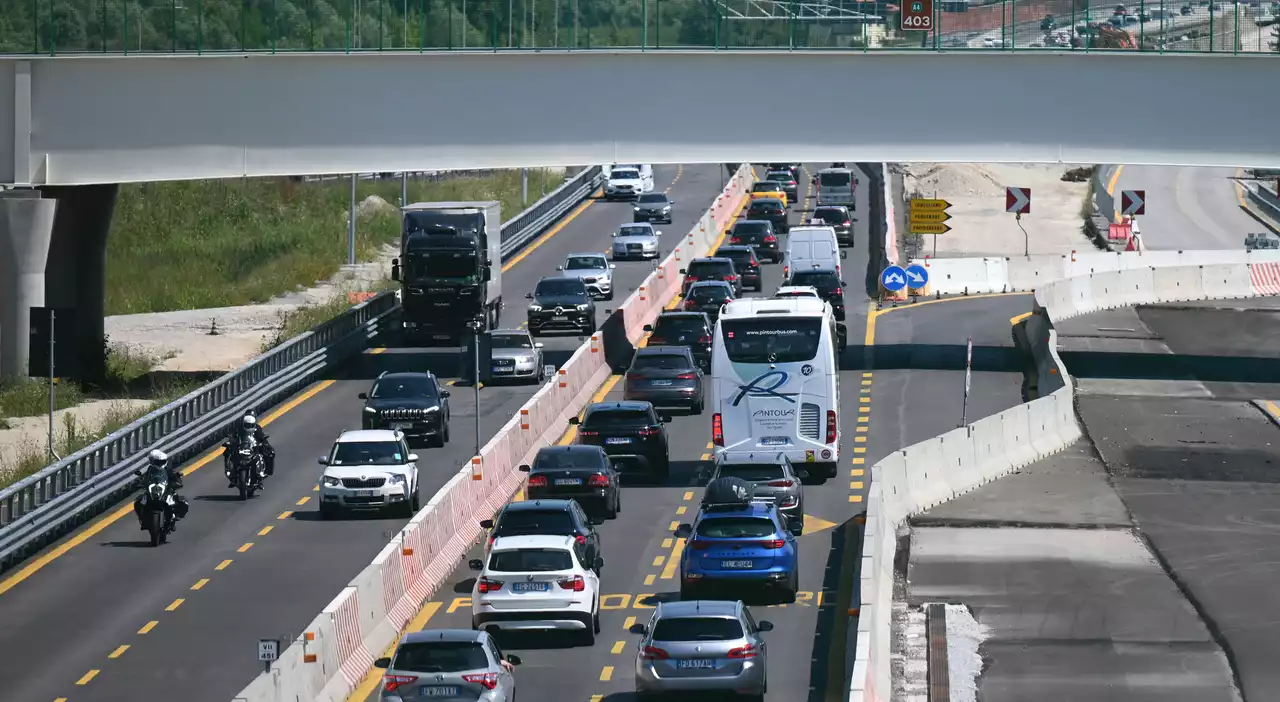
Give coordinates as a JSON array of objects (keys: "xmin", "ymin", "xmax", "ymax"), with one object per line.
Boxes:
[
  {"xmin": 107, "ymin": 169, "xmax": 562, "ymax": 315},
  {"xmin": 260, "ymin": 278, "xmax": 399, "ymax": 352}
]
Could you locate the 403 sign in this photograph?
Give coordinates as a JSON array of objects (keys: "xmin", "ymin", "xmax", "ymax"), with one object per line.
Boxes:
[{"xmin": 901, "ymin": 0, "xmax": 934, "ymax": 30}]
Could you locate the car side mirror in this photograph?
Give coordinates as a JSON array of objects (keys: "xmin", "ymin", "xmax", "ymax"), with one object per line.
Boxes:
[
  {"xmin": 840, "ymin": 281, "xmax": 847, "ymax": 287},
  {"xmin": 659, "ymin": 414, "xmax": 673, "ymax": 423},
  {"xmin": 678, "ymin": 268, "xmax": 687, "ymax": 274},
  {"xmin": 655, "ymin": 230, "xmax": 663, "ymax": 236},
  {"xmin": 669, "ymin": 200, "xmax": 675, "ymax": 205},
  {"xmin": 629, "ymin": 623, "xmax": 648, "ymax": 635},
  {"xmin": 796, "ymin": 469, "xmax": 809, "ymax": 479},
  {"xmin": 556, "ymin": 266, "xmax": 564, "ymax": 271},
  {"xmin": 674, "ymin": 523, "xmax": 693, "ymax": 538},
  {"xmin": 643, "ymin": 324, "xmax": 653, "ymax": 332},
  {"xmin": 595, "ymin": 556, "xmax": 605, "ymax": 570},
  {"xmin": 440, "ymin": 390, "xmax": 450, "ymax": 398},
  {"xmin": 534, "ymin": 342, "xmax": 544, "ymax": 349},
  {"xmin": 374, "ymin": 657, "xmax": 391, "ymax": 669},
  {"xmin": 506, "ymin": 654, "xmax": 522, "ymax": 666},
  {"xmin": 609, "ymin": 264, "xmax": 617, "ymax": 269},
  {"xmin": 317, "ymin": 456, "xmax": 329, "ymax": 465},
  {"xmin": 840, "ymin": 250, "xmax": 848, "ymax": 259},
  {"xmin": 407, "ymin": 454, "xmax": 419, "ymax": 462},
  {"xmin": 611, "ymin": 232, "xmax": 617, "ymax": 237},
  {"xmin": 480, "ymin": 518, "xmax": 494, "ymax": 529},
  {"xmin": 358, "ymin": 392, "xmax": 368, "ymax": 399},
  {"xmin": 518, "ymin": 464, "xmax": 531, "ymax": 472},
  {"xmin": 568, "ymin": 417, "xmax": 581, "ymax": 426},
  {"xmin": 468, "ymin": 559, "xmax": 484, "ymax": 571},
  {"xmin": 525, "ymin": 292, "xmax": 534, "ymax": 299},
  {"xmin": 758, "ymin": 621, "xmax": 775, "ymax": 632}
]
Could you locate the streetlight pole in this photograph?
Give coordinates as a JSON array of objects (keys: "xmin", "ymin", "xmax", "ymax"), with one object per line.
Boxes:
[{"xmin": 468, "ymin": 319, "xmax": 483, "ymax": 456}]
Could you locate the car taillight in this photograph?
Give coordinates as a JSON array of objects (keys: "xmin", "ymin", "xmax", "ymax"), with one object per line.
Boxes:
[
  {"xmin": 588, "ymin": 474, "xmax": 610, "ymax": 487},
  {"xmin": 712, "ymin": 413, "xmax": 724, "ymax": 446},
  {"xmin": 487, "ymin": 535, "xmax": 495, "ymax": 547},
  {"xmin": 730, "ymin": 236, "xmax": 741, "ymax": 243},
  {"xmin": 462, "ymin": 672, "xmax": 499, "ymax": 690},
  {"xmin": 649, "ymin": 337, "xmax": 666, "ymax": 344},
  {"xmin": 698, "ymin": 335, "xmax": 712, "ymax": 344},
  {"xmin": 579, "ymin": 430, "xmax": 598, "ymax": 437},
  {"xmin": 527, "ymin": 475, "xmax": 548, "ymax": 487},
  {"xmin": 767, "ymin": 479, "xmax": 794, "ymax": 487},
  {"xmin": 833, "ymin": 287, "xmax": 842, "ymax": 296},
  {"xmin": 575, "ymin": 534, "xmax": 587, "ymax": 545},
  {"xmin": 727, "ymin": 644, "xmax": 759, "ymax": 659},
  {"xmin": 762, "ymin": 539, "xmax": 785, "ymax": 549},
  {"xmin": 689, "ymin": 539, "xmax": 712, "ymax": 550},
  {"xmin": 783, "ymin": 265, "xmax": 789, "ymax": 278},
  {"xmin": 383, "ymin": 674, "xmax": 418, "ymax": 693},
  {"xmin": 826, "ymin": 410, "xmax": 838, "ymax": 444},
  {"xmin": 750, "ymin": 261, "xmax": 759, "ymax": 268},
  {"xmin": 843, "ymin": 220, "xmax": 852, "ymax": 226},
  {"xmin": 725, "ymin": 275, "xmax": 738, "ymax": 282},
  {"xmin": 676, "ymin": 373, "xmax": 697, "ymax": 380},
  {"xmin": 641, "ymin": 646, "xmax": 670, "ymax": 660},
  {"xmin": 477, "ymin": 577, "xmax": 504, "ymax": 593},
  {"xmin": 779, "ymin": 495, "xmax": 799, "ymax": 508},
  {"xmin": 638, "ymin": 427, "xmax": 661, "ymax": 436},
  {"xmin": 558, "ymin": 575, "xmax": 586, "ymax": 591},
  {"xmin": 684, "ymin": 299, "xmax": 696, "ymax": 310},
  {"xmin": 763, "ymin": 235, "xmax": 777, "ymax": 243}
]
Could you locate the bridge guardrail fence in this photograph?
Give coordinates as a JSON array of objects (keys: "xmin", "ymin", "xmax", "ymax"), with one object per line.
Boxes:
[{"xmin": 0, "ymin": 165, "xmax": 603, "ymax": 573}]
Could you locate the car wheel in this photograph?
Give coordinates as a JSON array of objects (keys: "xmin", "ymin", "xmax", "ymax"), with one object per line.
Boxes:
[
  {"xmin": 780, "ymin": 573, "xmax": 799, "ymax": 604},
  {"xmin": 606, "ymin": 492, "xmax": 619, "ymax": 520},
  {"xmin": 605, "ymin": 290, "xmax": 614, "ymax": 301},
  {"xmin": 692, "ymin": 398, "xmax": 704, "ymax": 415},
  {"xmin": 579, "ymin": 621, "xmax": 596, "ymax": 646},
  {"xmin": 319, "ymin": 503, "xmax": 337, "ymax": 520},
  {"xmin": 594, "ymin": 610, "xmax": 602, "ymax": 634},
  {"xmin": 411, "ymin": 488, "xmax": 421, "ymax": 512},
  {"xmin": 442, "ymin": 420, "xmax": 451, "ymax": 444}
]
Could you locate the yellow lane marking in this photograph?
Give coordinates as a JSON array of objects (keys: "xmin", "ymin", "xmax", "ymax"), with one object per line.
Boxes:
[
  {"xmin": 624, "ymin": 616, "xmax": 637, "ymax": 629},
  {"xmin": 700, "ymin": 452, "xmax": 711, "ymax": 461},
  {"xmin": 215, "ymin": 559, "xmax": 232, "ymax": 571},
  {"xmin": 644, "ymin": 574, "xmax": 656, "ymax": 586},
  {"xmin": 803, "ymin": 514, "xmax": 839, "ymax": 534},
  {"xmin": 108, "ymin": 645, "xmax": 129, "ymax": 659},
  {"xmin": 55, "ymin": 698, "xmax": 68, "ymax": 702},
  {"xmin": 600, "ymin": 666, "xmax": 614, "ymax": 682},
  {"xmin": 191, "ymin": 578, "xmax": 209, "ymax": 590},
  {"xmin": 345, "ymin": 601, "xmax": 444, "ymax": 701},
  {"xmin": 705, "ymin": 442, "xmax": 713, "ymax": 450},
  {"xmin": 855, "ymin": 436, "xmax": 867, "ymax": 443},
  {"xmin": 0, "ymin": 379, "xmax": 338, "ymax": 599},
  {"xmin": 853, "ymin": 458, "xmax": 865, "ymax": 465},
  {"xmin": 856, "ymin": 426, "xmax": 868, "ymax": 433},
  {"xmin": 859, "ymin": 397, "xmax": 870, "ymax": 404},
  {"xmin": 668, "ymin": 521, "xmax": 679, "ymax": 531},
  {"xmin": 862, "ymin": 371, "xmax": 873, "ymax": 378},
  {"xmin": 369, "ymin": 347, "xmax": 387, "ymax": 355},
  {"xmin": 857, "ymin": 416, "xmax": 869, "ymax": 424},
  {"xmin": 852, "ymin": 469, "xmax": 865, "ymax": 477},
  {"xmin": 851, "ymin": 481, "xmax": 865, "ymax": 490},
  {"xmin": 296, "ymin": 496, "xmax": 311, "ymax": 506},
  {"xmin": 611, "ymin": 640, "xmax": 626, "ymax": 654},
  {"xmin": 138, "ymin": 621, "xmax": 158, "ymax": 634},
  {"xmin": 874, "ymin": 291, "xmax": 1033, "ymax": 316},
  {"xmin": 854, "ymin": 447, "xmax": 866, "ymax": 454},
  {"xmin": 165, "ymin": 598, "xmax": 184, "ymax": 611},
  {"xmin": 662, "ymin": 538, "xmax": 673, "ymax": 549},
  {"xmin": 861, "ymin": 379, "xmax": 872, "ymax": 386},
  {"xmin": 1010, "ymin": 311, "xmax": 1033, "ymax": 326},
  {"xmin": 312, "ymin": 485, "xmax": 319, "ymax": 492},
  {"xmin": 238, "ymin": 543, "xmax": 254, "ymax": 553},
  {"xmin": 653, "ymin": 556, "xmax": 665, "ymax": 567},
  {"xmin": 849, "ymin": 495, "xmax": 864, "ymax": 503},
  {"xmin": 683, "ymin": 491, "xmax": 694, "ymax": 501},
  {"xmin": 590, "ymin": 696, "xmax": 604, "ymax": 702},
  {"xmin": 661, "ymin": 539, "xmax": 686, "ymax": 579},
  {"xmin": 558, "ymin": 374, "xmax": 622, "ymax": 444},
  {"xmin": 1107, "ymin": 164, "xmax": 1126, "ymax": 222},
  {"xmin": 277, "ymin": 511, "xmax": 293, "ymax": 520},
  {"xmin": 258, "ymin": 526, "xmax": 274, "ymax": 536},
  {"xmin": 76, "ymin": 670, "xmax": 99, "ymax": 685},
  {"xmin": 501, "ymin": 190, "xmax": 600, "ymax": 272},
  {"xmin": 675, "ymin": 505, "xmax": 687, "ymax": 515},
  {"xmin": 858, "ymin": 407, "xmax": 870, "ymax": 414},
  {"xmin": 864, "ymin": 301, "xmax": 878, "ymax": 346}
]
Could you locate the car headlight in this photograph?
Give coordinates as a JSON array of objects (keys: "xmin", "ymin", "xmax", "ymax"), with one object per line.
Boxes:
[
  {"xmin": 323, "ymin": 476, "xmax": 341, "ymax": 487},
  {"xmin": 363, "ymin": 406, "xmax": 376, "ymax": 414},
  {"xmin": 576, "ymin": 304, "xmax": 590, "ymax": 311},
  {"xmin": 663, "ymin": 205, "xmax": 671, "ymax": 212},
  {"xmin": 529, "ymin": 304, "xmax": 542, "ymax": 312},
  {"xmin": 633, "ymin": 206, "xmax": 641, "ymax": 211},
  {"xmin": 388, "ymin": 473, "xmax": 407, "ymax": 485},
  {"xmin": 422, "ymin": 406, "xmax": 440, "ymax": 413}
]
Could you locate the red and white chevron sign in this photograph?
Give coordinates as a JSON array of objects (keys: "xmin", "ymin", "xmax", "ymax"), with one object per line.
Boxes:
[{"xmin": 1005, "ymin": 187, "xmax": 1031, "ymax": 214}]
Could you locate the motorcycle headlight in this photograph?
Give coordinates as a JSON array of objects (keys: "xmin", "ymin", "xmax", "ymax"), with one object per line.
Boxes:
[
  {"xmin": 323, "ymin": 476, "xmax": 341, "ymax": 487},
  {"xmin": 149, "ymin": 484, "xmax": 164, "ymax": 499}
]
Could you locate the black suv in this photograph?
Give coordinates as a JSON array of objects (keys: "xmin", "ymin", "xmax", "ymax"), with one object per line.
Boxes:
[
  {"xmin": 526, "ymin": 276, "xmax": 596, "ymax": 336},
  {"xmin": 571, "ymin": 401, "xmax": 671, "ymax": 480},
  {"xmin": 633, "ymin": 192, "xmax": 674, "ymax": 224},
  {"xmin": 727, "ymin": 219, "xmax": 781, "ymax": 263},
  {"xmin": 788, "ymin": 267, "xmax": 847, "ymax": 321},
  {"xmin": 480, "ymin": 499, "xmax": 603, "ymax": 571},
  {"xmin": 623, "ymin": 346, "xmax": 705, "ymax": 414},
  {"xmin": 714, "ymin": 245, "xmax": 763, "ymax": 292},
  {"xmin": 359, "ymin": 371, "xmax": 451, "ymax": 447},
  {"xmin": 745, "ymin": 198, "xmax": 788, "ymax": 234},
  {"xmin": 519, "ymin": 445, "xmax": 621, "ymax": 520},
  {"xmin": 683, "ymin": 281, "xmax": 735, "ymax": 322},
  {"xmin": 681, "ymin": 257, "xmax": 742, "ymax": 296},
  {"xmin": 812, "ymin": 205, "xmax": 854, "ymax": 246},
  {"xmin": 644, "ymin": 312, "xmax": 713, "ymax": 370}
]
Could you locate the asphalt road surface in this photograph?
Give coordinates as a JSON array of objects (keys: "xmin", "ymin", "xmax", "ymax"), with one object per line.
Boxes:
[
  {"xmin": 1113, "ymin": 165, "xmax": 1260, "ymax": 250},
  {"xmin": 0, "ymin": 164, "xmax": 729, "ymax": 702}
]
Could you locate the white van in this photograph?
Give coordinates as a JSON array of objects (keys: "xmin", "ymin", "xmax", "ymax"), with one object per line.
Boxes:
[
  {"xmin": 782, "ymin": 226, "xmax": 846, "ymax": 282},
  {"xmin": 710, "ymin": 298, "xmax": 841, "ymax": 479},
  {"xmin": 814, "ymin": 167, "xmax": 857, "ymax": 209}
]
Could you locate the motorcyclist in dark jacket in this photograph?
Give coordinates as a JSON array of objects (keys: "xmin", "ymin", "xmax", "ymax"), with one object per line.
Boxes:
[
  {"xmin": 225, "ymin": 414, "xmax": 275, "ymax": 487},
  {"xmin": 133, "ymin": 449, "xmax": 189, "ymax": 531}
]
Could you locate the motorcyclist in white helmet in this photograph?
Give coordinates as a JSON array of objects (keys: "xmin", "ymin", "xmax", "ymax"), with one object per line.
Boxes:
[
  {"xmin": 224, "ymin": 413, "xmax": 275, "ymax": 487},
  {"xmin": 133, "ymin": 449, "xmax": 189, "ymax": 531}
]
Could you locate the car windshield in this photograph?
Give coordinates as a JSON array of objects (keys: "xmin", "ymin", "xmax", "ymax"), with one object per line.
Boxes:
[
  {"xmin": 612, "ymin": 170, "xmax": 640, "ymax": 180},
  {"xmin": 632, "ymin": 354, "xmax": 692, "ymax": 371},
  {"xmin": 651, "ymin": 317, "xmax": 708, "ymax": 341},
  {"xmin": 720, "ymin": 318, "xmax": 823, "ymax": 363},
  {"xmin": 618, "ymin": 225, "xmax": 654, "ymax": 238},
  {"xmin": 716, "ymin": 250, "xmax": 752, "ymax": 265},
  {"xmin": 749, "ymin": 200, "xmax": 783, "ymax": 212},
  {"xmin": 689, "ymin": 285, "xmax": 731, "ymax": 303},
  {"xmin": 404, "ymin": 252, "xmax": 477, "ymax": 279},
  {"xmin": 496, "ymin": 509, "xmax": 576, "ymax": 535},
  {"xmin": 637, "ymin": 194, "xmax": 667, "ymax": 204},
  {"xmin": 819, "ymin": 171, "xmax": 852, "ymax": 187},
  {"xmin": 535, "ymin": 279, "xmax": 587, "ymax": 297},
  {"xmin": 652, "ymin": 617, "xmax": 745, "ymax": 642},
  {"xmin": 718, "ymin": 463, "xmax": 786, "ymax": 481},
  {"xmin": 330, "ymin": 441, "xmax": 405, "ymax": 466},
  {"xmin": 752, "ymin": 183, "xmax": 780, "ymax": 192},
  {"xmin": 688, "ymin": 262, "xmax": 732, "ymax": 277},
  {"xmin": 371, "ymin": 376, "xmax": 437, "ymax": 399},
  {"xmin": 583, "ymin": 409, "xmax": 652, "ymax": 428},
  {"xmin": 732, "ymin": 222, "xmax": 769, "ymax": 238},
  {"xmin": 767, "ymin": 172, "xmax": 793, "ymax": 182},
  {"xmin": 393, "ymin": 642, "xmax": 488, "ymax": 673},
  {"xmin": 814, "ymin": 208, "xmax": 848, "ymax": 223},
  {"xmin": 534, "ymin": 450, "xmax": 606, "ymax": 471},
  {"xmin": 490, "ymin": 334, "xmax": 533, "ymax": 349},
  {"xmin": 696, "ymin": 517, "xmax": 777, "ymax": 538},
  {"xmin": 565, "ymin": 256, "xmax": 606, "ymax": 270},
  {"xmin": 790, "ymin": 271, "xmax": 841, "ymax": 293},
  {"xmin": 488, "ymin": 548, "xmax": 574, "ymax": 572}
]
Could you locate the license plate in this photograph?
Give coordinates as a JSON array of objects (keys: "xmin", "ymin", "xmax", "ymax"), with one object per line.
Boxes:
[
  {"xmin": 420, "ymin": 686, "xmax": 459, "ymax": 697},
  {"xmin": 677, "ymin": 659, "xmax": 716, "ymax": 669},
  {"xmin": 605, "ymin": 437, "xmax": 631, "ymax": 445},
  {"xmin": 760, "ymin": 437, "xmax": 788, "ymax": 446},
  {"xmin": 493, "ymin": 367, "xmax": 513, "ymax": 373},
  {"xmin": 358, "ymin": 490, "xmax": 375, "ymax": 497},
  {"xmin": 722, "ymin": 560, "xmax": 755, "ymax": 569},
  {"xmin": 390, "ymin": 422, "xmax": 410, "ymax": 430},
  {"xmin": 513, "ymin": 582, "xmax": 550, "ymax": 592},
  {"xmin": 650, "ymin": 379, "xmax": 673, "ymax": 386},
  {"xmin": 553, "ymin": 315, "xmax": 569, "ymax": 321},
  {"xmin": 554, "ymin": 478, "xmax": 582, "ymax": 486}
]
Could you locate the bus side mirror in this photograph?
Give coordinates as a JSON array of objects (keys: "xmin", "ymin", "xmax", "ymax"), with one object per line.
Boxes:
[{"xmin": 391, "ymin": 258, "xmax": 401, "ymax": 282}]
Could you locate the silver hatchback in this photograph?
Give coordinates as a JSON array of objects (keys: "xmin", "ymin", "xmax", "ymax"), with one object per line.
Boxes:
[
  {"xmin": 375, "ymin": 628, "xmax": 521, "ymax": 702},
  {"xmin": 630, "ymin": 599, "xmax": 773, "ymax": 700}
]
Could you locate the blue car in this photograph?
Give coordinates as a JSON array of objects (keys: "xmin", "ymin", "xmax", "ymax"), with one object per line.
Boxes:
[{"xmin": 674, "ymin": 500, "xmax": 799, "ymax": 603}]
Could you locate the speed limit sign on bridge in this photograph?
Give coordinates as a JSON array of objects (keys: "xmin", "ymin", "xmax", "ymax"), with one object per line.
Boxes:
[{"xmin": 901, "ymin": 0, "xmax": 934, "ymax": 31}]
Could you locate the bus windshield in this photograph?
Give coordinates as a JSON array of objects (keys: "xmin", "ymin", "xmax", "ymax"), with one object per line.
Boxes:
[{"xmin": 719, "ymin": 318, "xmax": 823, "ymax": 364}]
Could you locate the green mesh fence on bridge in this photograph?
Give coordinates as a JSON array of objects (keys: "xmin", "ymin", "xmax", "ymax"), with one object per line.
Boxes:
[{"xmin": 1, "ymin": 0, "xmax": 1276, "ymax": 54}]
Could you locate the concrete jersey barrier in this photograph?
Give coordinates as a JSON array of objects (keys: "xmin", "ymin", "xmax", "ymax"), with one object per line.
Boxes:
[
  {"xmin": 229, "ymin": 165, "xmax": 752, "ymax": 702},
  {"xmin": 845, "ymin": 256, "xmax": 1280, "ymax": 702}
]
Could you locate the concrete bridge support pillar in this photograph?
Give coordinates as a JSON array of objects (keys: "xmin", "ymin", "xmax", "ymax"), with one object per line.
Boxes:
[
  {"xmin": 0, "ymin": 191, "xmax": 57, "ymax": 381},
  {"xmin": 41, "ymin": 185, "xmax": 118, "ymax": 386}
]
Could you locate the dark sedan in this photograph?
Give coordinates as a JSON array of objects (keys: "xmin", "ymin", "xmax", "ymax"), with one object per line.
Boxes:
[
  {"xmin": 682, "ymin": 280, "xmax": 735, "ymax": 322},
  {"xmin": 727, "ymin": 219, "xmax": 781, "ymax": 263},
  {"xmin": 623, "ymin": 346, "xmax": 705, "ymax": 414},
  {"xmin": 571, "ymin": 401, "xmax": 671, "ymax": 480},
  {"xmin": 681, "ymin": 257, "xmax": 742, "ymax": 296},
  {"xmin": 519, "ymin": 445, "xmax": 620, "ymax": 520},
  {"xmin": 745, "ymin": 197, "xmax": 788, "ymax": 234},
  {"xmin": 359, "ymin": 371, "xmax": 451, "ymax": 447},
  {"xmin": 633, "ymin": 192, "xmax": 674, "ymax": 224},
  {"xmin": 526, "ymin": 276, "xmax": 596, "ymax": 336},
  {"xmin": 643, "ymin": 312, "xmax": 713, "ymax": 370},
  {"xmin": 812, "ymin": 205, "xmax": 854, "ymax": 246},
  {"xmin": 713, "ymin": 245, "xmax": 763, "ymax": 292},
  {"xmin": 480, "ymin": 499, "xmax": 603, "ymax": 570},
  {"xmin": 788, "ymin": 267, "xmax": 847, "ymax": 321}
]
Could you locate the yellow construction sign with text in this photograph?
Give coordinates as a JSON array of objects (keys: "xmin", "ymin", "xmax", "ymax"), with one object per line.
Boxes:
[{"xmin": 909, "ymin": 198, "xmax": 952, "ymax": 235}]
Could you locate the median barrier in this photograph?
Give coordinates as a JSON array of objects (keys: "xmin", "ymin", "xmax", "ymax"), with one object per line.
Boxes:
[
  {"xmin": 229, "ymin": 165, "xmax": 752, "ymax": 702},
  {"xmin": 848, "ymin": 258, "xmax": 1280, "ymax": 702}
]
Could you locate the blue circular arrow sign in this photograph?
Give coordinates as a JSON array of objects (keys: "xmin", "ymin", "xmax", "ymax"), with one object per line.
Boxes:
[
  {"xmin": 904, "ymin": 264, "xmax": 929, "ymax": 290},
  {"xmin": 881, "ymin": 265, "xmax": 908, "ymax": 292}
]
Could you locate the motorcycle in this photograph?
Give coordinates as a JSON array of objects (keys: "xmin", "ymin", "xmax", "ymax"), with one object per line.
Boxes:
[
  {"xmin": 134, "ymin": 467, "xmax": 177, "ymax": 547},
  {"xmin": 225, "ymin": 434, "xmax": 265, "ymax": 500}
]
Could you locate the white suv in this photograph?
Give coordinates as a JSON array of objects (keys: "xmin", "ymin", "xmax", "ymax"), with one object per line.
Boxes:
[
  {"xmin": 468, "ymin": 534, "xmax": 603, "ymax": 645},
  {"xmin": 316, "ymin": 429, "xmax": 419, "ymax": 519}
]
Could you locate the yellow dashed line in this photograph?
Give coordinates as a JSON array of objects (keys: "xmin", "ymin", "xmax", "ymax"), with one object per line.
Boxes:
[
  {"xmin": 624, "ymin": 616, "xmax": 637, "ymax": 630},
  {"xmin": 662, "ymin": 538, "xmax": 673, "ymax": 549},
  {"xmin": 858, "ymin": 407, "xmax": 870, "ymax": 414},
  {"xmin": 668, "ymin": 521, "xmax": 679, "ymax": 531},
  {"xmin": 600, "ymin": 666, "xmax": 614, "ymax": 681},
  {"xmin": 700, "ymin": 453, "xmax": 711, "ymax": 461},
  {"xmin": 645, "ymin": 574, "xmax": 656, "ymax": 586},
  {"xmin": 238, "ymin": 543, "xmax": 254, "ymax": 553},
  {"xmin": 862, "ymin": 372, "xmax": 873, "ymax": 378},
  {"xmin": 859, "ymin": 397, "xmax": 870, "ymax": 404},
  {"xmin": 855, "ymin": 436, "xmax": 867, "ymax": 443},
  {"xmin": 590, "ymin": 696, "xmax": 604, "ymax": 702},
  {"xmin": 215, "ymin": 559, "xmax": 232, "ymax": 571},
  {"xmin": 857, "ymin": 416, "xmax": 869, "ymax": 424},
  {"xmin": 165, "ymin": 598, "xmax": 184, "ymax": 612},
  {"xmin": 653, "ymin": 556, "xmax": 665, "ymax": 567},
  {"xmin": 856, "ymin": 426, "xmax": 868, "ymax": 433},
  {"xmin": 854, "ymin": 447, "xmax": 866, "ymax": 454},
  {"xmin": 849, "ymin": 495, "xmax": 864, "ymax": 503},
  {"xmin": 852, "ymin": 458, "xmax": 865, "ymax": 465},
  {"xmin": 108, "ymin": 645, "xmax": 129, "ymax": 659},
  {"xmin": 852, "ymin": 469, "xmax": 865, "ymax": 477},
  {"xmin": 676, "ymin": 505, "xmax": 687, "ymax": 515},
  {"xmin": 297, "ymin": 496, "xmax": 311, "ymax": 505},
  {"xmin": 312, "ymin": 485, "xmax": 319, "ymax": 492},
  {"xmin": 850, "ymin": 481, "xmax": 864, "ymax": 490},
  {"xmin": 861, "ymin": 379, "xmax": 872, "ymax": 386},
  {"xmin": 258, "ymin": 526, "xmax": 273, "ymax": 536},
  {"xmin": 138, "ymin": 621, "xmax": 158, "ymax": 634},
  {"xmin": 661, "ymin": 540, "xmax": 685, "ymax": 579},
  {"xmin": 682, "ymin": 491, "xmax": 694, "ymax": 501},
  {"xmin": 75, "ymin": 670, "xmax": 99, "ymax": 685},
  {"xmin": 277, "ymin": 511, "xmax": 293, "ymax": 520},
  {"xmin": 611, "ymin": 641, "xmax": 626, "ymax": 654},
  {"xmin": 191, "ymin": 578, "xmax": 209, "ymax": 591}
]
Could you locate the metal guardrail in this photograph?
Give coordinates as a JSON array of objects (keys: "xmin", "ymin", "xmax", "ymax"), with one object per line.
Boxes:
[{"xmin": 0, "ymin": 167, "xmax": 602, "ymax": 572}]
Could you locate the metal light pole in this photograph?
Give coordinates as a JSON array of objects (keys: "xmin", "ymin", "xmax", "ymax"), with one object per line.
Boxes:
[
  {"xmin": 400, "ymin": 172, "xmax": 408, "ymax": 208},
  {"xmin": 468, "ymin": 319, "xmax": 483, "ymax": 456},
  {"xmin": 47, "ymin": 308, "xmax": 58, "ymax": 462},
  {"xmin": 347, "ymin": 174, "xmax": 358, "ymax": 265}
]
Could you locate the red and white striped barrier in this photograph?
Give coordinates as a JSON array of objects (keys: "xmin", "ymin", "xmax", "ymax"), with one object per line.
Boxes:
[{"xmin": 231, "ymin": 164, "xmax": 752, "ymax": 702}]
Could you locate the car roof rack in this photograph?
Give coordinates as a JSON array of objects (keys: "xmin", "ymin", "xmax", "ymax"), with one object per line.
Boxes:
[{"xmin": 701, "ymin": 499, "xmax": 773, "ymax": 514}]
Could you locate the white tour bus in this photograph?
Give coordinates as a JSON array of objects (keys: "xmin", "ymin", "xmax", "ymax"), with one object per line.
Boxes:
[{"xmin": 710, "ymin": 298, "xmax": 841, "ymax": 480}]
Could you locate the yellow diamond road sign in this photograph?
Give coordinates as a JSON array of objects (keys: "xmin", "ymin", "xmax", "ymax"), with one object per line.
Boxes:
[
  {"xmin": 910, "ymin": 222, "xmax": 952, "ymax": 235},
  {"xmin": 909, "ymin": 211, "xmax": 952, "ymax": 224},
  {"xmin": 910, "ymin": 198, "xmax": 951, "ymax": 212}
]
